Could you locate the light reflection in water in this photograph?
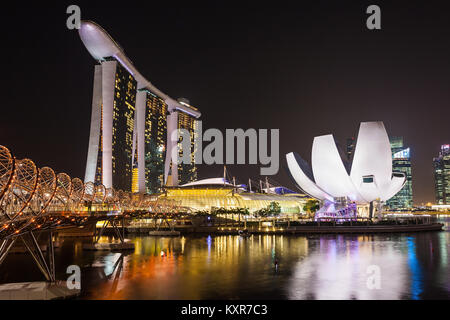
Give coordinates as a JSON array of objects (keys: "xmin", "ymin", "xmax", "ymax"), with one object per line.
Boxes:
[
  {"xmin": 83, "ymin": 224, "xmax": 450, "ymax": 300},
  {"xmin": 406, "ymin": 237, "xmax": 423, "ymax": 300},
  {"xmin": 1, "ymin": 218, "xmax": 449, "ymax": 299},
  {"xmin": 288, "ymin": 236, "xmax": 410, "ymax": 299}
]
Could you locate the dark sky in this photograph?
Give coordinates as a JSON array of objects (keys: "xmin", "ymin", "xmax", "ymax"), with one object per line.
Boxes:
[{"xmin": 1, "ymin": 1, "xmax": 449, "ymax": 204}]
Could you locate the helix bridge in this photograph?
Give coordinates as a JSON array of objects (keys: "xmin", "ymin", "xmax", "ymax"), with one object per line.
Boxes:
[{"xmin": 0, "ymin": 145, "xmax": 186, "ymax": 283}]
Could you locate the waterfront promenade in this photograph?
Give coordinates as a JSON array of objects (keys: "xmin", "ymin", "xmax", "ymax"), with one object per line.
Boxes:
[{"xmin": 122, "ymin": 214, "xmax": 444, "ymax": 235}]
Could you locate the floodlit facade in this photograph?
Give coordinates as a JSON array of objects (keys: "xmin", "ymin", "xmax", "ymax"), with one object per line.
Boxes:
[
  {"xmin": 79, "ymin": 21, "xmax": 201, "ymax": 192},
  {"xmin": 160, "ymin": 178, "xmax": 309, "ymax": 215},
  {"xmin": 433, "ymin": 144, "xmax": 450, "ymax": 205},
  {"xmin": 286, "ymin": 122, "xmax": 406, "ymax": 216}
]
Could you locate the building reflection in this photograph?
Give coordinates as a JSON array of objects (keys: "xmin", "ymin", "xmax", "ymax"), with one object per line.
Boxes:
[
  {"xmin": 406, "ymin": 237, "xmax": 423, "ymax": 300},
  {"xmin": 62, "ymin": 219, "xmax": 450, "ymax": 300},
  {"xmin": 287, "ymin": 235, "xmax": 409, "ymax": 299},
  {"xmin": 84, "ymin": 234, "xmax": 309, "ymax": 299}
]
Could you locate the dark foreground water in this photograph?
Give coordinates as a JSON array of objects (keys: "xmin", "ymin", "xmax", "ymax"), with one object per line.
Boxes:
[{"xmin": 1, "ymin": 218, "xmax": 449, "ymax": 300}]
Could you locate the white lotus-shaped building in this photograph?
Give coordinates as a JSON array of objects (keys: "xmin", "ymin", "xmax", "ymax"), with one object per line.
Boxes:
[{"xmin": 286, "ymin": 122, "xmax": 406, "ymax": 207}]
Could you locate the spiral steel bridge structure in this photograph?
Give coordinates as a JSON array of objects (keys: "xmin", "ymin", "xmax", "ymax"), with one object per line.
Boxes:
[{"xmin": 0, "ymin": 145, "xmax": 186, "ymax": 282}]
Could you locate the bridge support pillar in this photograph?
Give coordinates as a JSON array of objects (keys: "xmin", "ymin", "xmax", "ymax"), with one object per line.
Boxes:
[
  {"xmin": 20, "ymin": 231, "xmax": 56, "ymax": 283},
  {"xmin": 83, "ymin": 218, "xmax": 134, "ymax": 251},
  {"xmin": 0, "ymin": 238, "xmax": 17, "ymax": 267}
]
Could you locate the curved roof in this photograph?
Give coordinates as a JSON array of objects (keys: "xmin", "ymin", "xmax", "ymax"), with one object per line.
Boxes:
[
  {"xmin": 286, "ymin": 121, "xmax": 406, "ymax": 204},
  {"xmin": 78, "ymin": 20, "xmax": 201, "ymax": 118},
  {"xmin": 350, "ymin": 122, "xmax": 393, "ymax": 201},
  {"xmin": 312, "ymin": 134, "xmax": 366, "ymax": 202},
  {"xmin": 286, "ymin": 152, "xmax": 334, "ymax": 202},
  {"xmin": 180, "ymin": 178, "xmax": 235, "ymax": 188}
]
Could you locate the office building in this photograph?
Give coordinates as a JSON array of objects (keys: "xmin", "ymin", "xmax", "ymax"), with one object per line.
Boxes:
[
  {"xmin": 386, "ymin": 137, "xmax": 413, "ymax": 210},
  {"xmin": 434, "ymin": 144, "xmax": 450, "ymax": 205}
]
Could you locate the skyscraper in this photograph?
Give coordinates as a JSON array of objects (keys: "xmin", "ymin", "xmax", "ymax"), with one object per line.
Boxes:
[
  {"xmin": 177, "ymin": 98, "xmax": 198, "ymax": 185},
  {"xmin": 433, "ymin": 144, "xmax": 450, "ymax": 205},
  {"xmin": 346, "ymin": 137, "xmax": 355, "ymax": 162},
  {"xmin": 85, "ymin": 58, "xmax": 136, "ymax": 192},
  {"xmin": 386, "ymin": 137, "xmax": 413, "ymax": 210},
  {"xmin": 79, "ymin": 21, "xmax": 201, "ymax": 192},
  {"xmin": 141, "ymin": 90, "xmax": 167, "ymax": 194}
]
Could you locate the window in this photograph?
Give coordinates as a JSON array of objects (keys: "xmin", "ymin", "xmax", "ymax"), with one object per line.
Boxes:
[{"xmin": 363, "ymin": 175, "xmax": 374, "ymax": 183}]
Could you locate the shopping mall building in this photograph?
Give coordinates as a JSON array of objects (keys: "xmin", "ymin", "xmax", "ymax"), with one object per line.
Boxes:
[{"xmin": 158, "ymin": 178, "xmax": 310, "ymax": 217}]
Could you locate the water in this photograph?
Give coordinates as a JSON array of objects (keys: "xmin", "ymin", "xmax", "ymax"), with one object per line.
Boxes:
[{"xmin": 1, "ymin": 218, "xmax": 449, "ymax": 300}]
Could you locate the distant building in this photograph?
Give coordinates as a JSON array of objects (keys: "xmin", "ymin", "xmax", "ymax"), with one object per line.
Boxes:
[
  {"xmin": 346, "ymin": 137, "xmax": 355, "ymax": 162},
  {"xmin": 386, "ymin": 137, "xmax": 413, "ymax": 210},
  {"xmin": 433, "ymin": 144, "xmax": 450, "ymax": 205},
  {"xmin": 79, "ymin": 21, "xmax": 201, "ymax": 192}
]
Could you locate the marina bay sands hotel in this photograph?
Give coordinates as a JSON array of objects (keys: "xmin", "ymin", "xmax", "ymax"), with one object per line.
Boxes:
[{"xmin": 79, "ymin": 21, "xmax": 201, "ymax": 193}]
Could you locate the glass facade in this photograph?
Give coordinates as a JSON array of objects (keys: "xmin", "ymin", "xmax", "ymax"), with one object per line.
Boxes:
[
  {"xmin": 386, "ymin": 137, "xmax": 413, "ymax": 210},
  {"xmin": 143, "ymin": 91, "xmax": 167, "ymax": 194},
  {"xmin": 433, "ymin": 144, "xmax": 450, "ymax": 205},
  {"xmin": 89, "ymin": 61, "xmax": 200, "ymax": 194},
  {"xmin": 94, "ymin": 60, "xmax": 137, "ymax": 192},
  {"xmin": 177, "ymin": 107, "xmax": 198, "ymax": 185}
]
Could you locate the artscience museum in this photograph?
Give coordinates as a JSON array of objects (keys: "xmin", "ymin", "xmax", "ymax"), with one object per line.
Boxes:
[{"xmin": 286, "ymin": 122, "xmax": 406, "ymax": 219}]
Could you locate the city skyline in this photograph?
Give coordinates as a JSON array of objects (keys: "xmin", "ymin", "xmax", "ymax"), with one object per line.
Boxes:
[
  {"xmin": 1, "ymin": 1, "xmax": 450, "ymax": 304},
  {"xmin": 1, "ymin": 2, "xmax": 449, "ymax": 203}
]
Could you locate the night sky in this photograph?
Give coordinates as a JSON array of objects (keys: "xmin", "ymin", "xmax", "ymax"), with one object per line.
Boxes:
[{"xmin": 1, "ymin": 1, "xmax": 449, "ymax": 204}]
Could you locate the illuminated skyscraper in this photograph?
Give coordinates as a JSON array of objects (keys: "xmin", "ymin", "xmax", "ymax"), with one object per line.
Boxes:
[
  {"xmin": 177, "ymin": 98, "xmax": 198, "ymax": 185},
  {"xmin": 140, "ymin": 90, "xmax": 167, "ymax": 193},
  {"xmin": 386, "ymin": 137, "xmax": 413, "ymax": 210},
  {"xmin": 433, "ymin": 144, "xmax": 450, "ymax": 205},
  {"xmin": 85, "ymin": 58, "xmax": 136, "ymax": 192},
  {"xmin": 80, "ymin": 21, "xmax": 201, "ymax": 192}
]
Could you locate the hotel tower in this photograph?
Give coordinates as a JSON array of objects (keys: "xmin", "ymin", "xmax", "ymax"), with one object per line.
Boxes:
[{"xmin": 79, "ymin": 21, "xmax": 201, "ymax": 193}]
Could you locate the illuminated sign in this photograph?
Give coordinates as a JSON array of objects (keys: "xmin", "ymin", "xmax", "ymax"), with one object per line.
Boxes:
[{"xmin": 393, "ymin": 148, "xmax": 410, "ymax": 159}]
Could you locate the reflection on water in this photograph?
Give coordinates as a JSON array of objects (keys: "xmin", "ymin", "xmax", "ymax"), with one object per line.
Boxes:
[{"xmin": 0, "ymin": 218, "xmax": 449, "ymax": 300}]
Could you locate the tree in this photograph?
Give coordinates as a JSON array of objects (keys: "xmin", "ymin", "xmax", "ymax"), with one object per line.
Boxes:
[
  {"xmin": 303, "ymin": 199, "xmax": 320, "ymax": 218},
  {"xmin": 254, "ymin": 202, "xmax": 281, "ymax": 219},
  {"xmin": 210, "ymin": 207, "xmax": 250, "ymax": 226},
  {"xmin": 268, "ymin": 202, "xmax": 281, "ymax": 216}
]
